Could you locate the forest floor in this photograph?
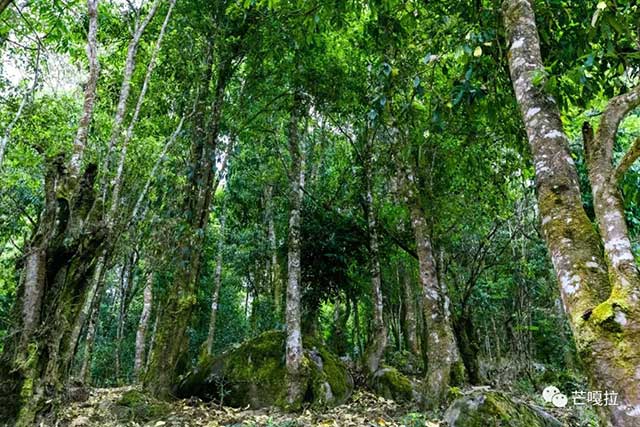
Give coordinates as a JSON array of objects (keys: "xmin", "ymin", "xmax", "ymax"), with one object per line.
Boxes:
[
  {"xmin": 58, "ymin": 386, "xmax": 430, "ymax": 427},
  {"xmin": 55, "ymin": 384, "xmax": 592, "ymax": 427}
]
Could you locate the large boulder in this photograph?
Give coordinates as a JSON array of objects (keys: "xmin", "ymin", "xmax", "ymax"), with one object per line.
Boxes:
[
  {"xmin": 370, "ymin": 367, "xmax": 414, "ymax": 403},
  {"xmin": 444, "ymin": 391, "xmax": 562, "ymax": 427},
  {"xmin": 176, "ymin": 330, "xmax": 353, "ymax": 409}
]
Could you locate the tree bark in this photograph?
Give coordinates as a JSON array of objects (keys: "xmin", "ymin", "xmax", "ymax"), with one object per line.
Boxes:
[
  {"xmin": 285, "ymin": 91, "xmax": 305, "ymax": 408},
  {"xmin": 63, "ymin": 253, "xmax": 106, "ymax": 381},
  {"xmin": 101, "ymin": 0, "xmax": 161, "ymax": 191},
  {"xmin": 362, "ymin": 131, "xmax": 387, "ymax": 376},
  {"xmin": 69, "ymin": 0, "xmax": 100, "ymax": 179},
  {"xmin": 409, "ymin": 203, "xmax": 461, "ymax": 408},
  {"xmin": 134, "ymin": 272, "xmax": 153, "ymax": 381},
  {"xmin": 503, "ymin": 1, "xmax": 640, "ymax": 424},
  {"xmin": 204, "ymin": 213, "xmax": 226, "ymax": 356},
  {"xmin": 144, "ymin": 48, "xmax": 233, "ymax": 399},
  {"xmin": 401, "ymin": 264, "xmax": 419, "ymax": 355},
  {"xmin": 79, "ymin": 294, "xmax": 101, "ymax": 385},
  {"xmin": 109, "ymin": 0, "xmax": 175, "ymax": 220},
  {"xmin": 115, "ymin": 254, "xmax": 136, "ymax": 384}
]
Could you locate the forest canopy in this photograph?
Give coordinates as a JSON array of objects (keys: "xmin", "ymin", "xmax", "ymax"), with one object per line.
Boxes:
[{"xmin": 0, "ymin": 0, "xmax": 639, "ymax": 426}]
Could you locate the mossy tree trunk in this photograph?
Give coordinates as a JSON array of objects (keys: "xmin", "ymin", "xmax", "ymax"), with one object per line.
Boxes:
[
  {"xmin": 285, "ymin": 91, "xmax": 306, "ymax": 408},
  {"xmin": 409, "ymin": 201, "xmax": 461, "ymax": 408},
  {"xmin": 503, "ymin": 1, "xmax": 640, "ymax": 425},
  {"xmin": 0, "ymin": 158, "xmax": 106, "ymax": 425},
  {"xmin": 0, "ymin": 2, "xmax": 102, "ymax": 422},
  {"xmin": 145, "ymin": 46, "xmax": 233, "ymax": 399}
]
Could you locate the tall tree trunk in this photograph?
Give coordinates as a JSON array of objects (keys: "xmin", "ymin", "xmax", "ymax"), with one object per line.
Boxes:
[
  {"xmin": 204, "ymin": 213, "xmax": 226, "ymax": 356},
  {"xmin": 101, "ymin": 0, "xmax": 161, "ymax": 192},
  {"xmin": 144, "ymin": 49, "xmax": 233, "ymax": 399},
  {"xmin": 409, "ymin": 202, "xmax": 461, "ymax": 409},
  {"xmin": 146, "ymin": 305, "xmax": 161, "ymax": 371},
  {"xmin": 109, "ymin": 0, "xmax": 175, "ymax": 219},
  {"xmin": 362, "ymin": 132, "xmax": 387, "ymax": 376},
  {"xmin": 453, "ymin": 305, "xmax": 482, "ymax": 385},
  {"xmin": 69, "ymin": 0, "xmax": 99, "ymax": 179},
  {"xmin": 0, "ymin": 3, "xmax": 104, "ymax": 423},
  {"xmin": 134, "ymin": 273, "xmax": 153, "ymax": 381},
  {"xmin": 285, "ymin": 92, "xmax": 305, "ymax": 408},
  {"xmin": 503, "ymin": 1, "xmax": 640, "ymax": 424}
]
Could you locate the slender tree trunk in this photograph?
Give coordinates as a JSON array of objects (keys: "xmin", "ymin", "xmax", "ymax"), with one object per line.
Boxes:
[
  {"xmin": 265, "ymin": 184, "xmax": 282, "ymax": 320},
  {"xmin": 134, "ymin": 273, "xmax": 153, "ymax": 381},
  {"xmin": 101, "ymin": 0, "xmax": 161, "ymax": 192},
  {"xmin": 63, "ymin": 254, "xmax": 106, "ymax": 380},
  {"xmin": 204, "ymin": 213, "xmax": 226, "ymax": 356},
  {"xmin": 79, "ymin": 297, "xmax": 100, "ymax": 385},
  {"xmin": 146, "ymin": 306, "xmax": 161, "ymax": 371},
  {"xmin": 401, "ymin": 264, "xmax": 419, "ymax": 355},
  {"xmin": 453, "ymin": 306, "xmax": 482, "ymax": 385},
  {"xmin": 353, "ymin": 296, "xmax": 364, "ymax": 357},
  {"xmin": 109, "ymin": 0, "xmax": 175, "ymax": 219},
  {"xmin": 69, "ymin": 0, "xmax": 99, "ymax": 178},
  {"xmin": 503, "ymin": 1, "xmax": 640, "ymax": 424},
  {"xmin": 285, "ymin": 92, "xmax": 305, "ymax": 408}
]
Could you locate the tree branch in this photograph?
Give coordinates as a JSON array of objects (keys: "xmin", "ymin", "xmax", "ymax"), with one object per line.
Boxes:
[
  {"xmin": 595, "ymin": 84, "xmax": 640, "ymax": 166},
  {"xmin": 615, "ymin": 135, "xmax": 640, "ymax": 182}
]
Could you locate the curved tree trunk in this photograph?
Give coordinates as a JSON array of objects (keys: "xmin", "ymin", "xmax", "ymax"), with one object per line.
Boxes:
[{"xmin": 503, "ymin": 1, "xmax": 640, "ymax": 425}]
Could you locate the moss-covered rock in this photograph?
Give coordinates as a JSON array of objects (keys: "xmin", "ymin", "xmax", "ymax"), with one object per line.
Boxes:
[
  {"xmin": 112, "ymin": 389, "xmax": 171, "ymax": 422},
  {"xmin": 444, "ymin": 391, "xmax": 562, "ymax": 427},
  {"xmin": 176, "ymin": 330, "xmax": 353, "ymax": 409},
  {"xmin": 371, "ymin": 367, "xmax": 414, "ymax": 403}
]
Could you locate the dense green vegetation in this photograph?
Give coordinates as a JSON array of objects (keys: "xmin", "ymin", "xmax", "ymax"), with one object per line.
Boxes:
[{"xmin": 0, "ymin": 0, "xmax": 639, "ymax": 426}]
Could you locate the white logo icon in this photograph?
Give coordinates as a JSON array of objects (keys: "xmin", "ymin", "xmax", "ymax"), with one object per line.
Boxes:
[{"xmin": 543, "ymin": 385, "xmax": 568, "ymax": 408}]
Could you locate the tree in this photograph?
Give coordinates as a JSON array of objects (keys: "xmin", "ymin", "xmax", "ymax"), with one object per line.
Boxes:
[{"xmin": 504, "ymin": 0, "xmax": 640, "ymax": 425}]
